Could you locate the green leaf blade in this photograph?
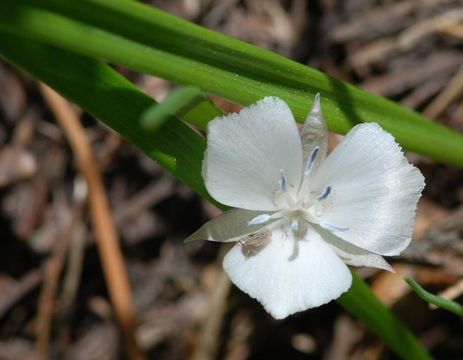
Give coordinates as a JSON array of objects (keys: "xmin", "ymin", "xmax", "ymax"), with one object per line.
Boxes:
[
  {"xmin": 141, "ymin": 86, "xmax": 222, "ymax": 131},
  {"xmin": 339, "ymin": 273, "xmax": 432, "ymax": 360},
  {"xmin": 405, "ymin": 277, "xmax": 463, "ymax": 317},
  {"xmin": 1, "ymin": 0, "xmax": 463, "ymax": 167},
  {"xmin": 0, "ymin": 32, "xmax": 208, "ymax": 198}
]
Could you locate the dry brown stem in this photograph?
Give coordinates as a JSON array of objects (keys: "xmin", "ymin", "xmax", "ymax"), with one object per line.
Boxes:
[{"xmin": 39, "ymin": 84, "xmax": 144, "ymax": 360}]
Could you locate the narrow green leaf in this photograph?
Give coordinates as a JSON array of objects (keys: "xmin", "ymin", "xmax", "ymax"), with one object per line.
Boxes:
[
  {"xmin": 0, "ymin": 34, "xmax": 431, "ymax": 360},
  {"xmin": 182, "ymin": 99, "xmax": 225, "ymax": 129},
  {"xmin": 405, "ymin": 277, "xmax": 463, "ymax": 317},
  {"xmin": 141, "ymin": 86, "xmax": 222, "ymax": 131},
  {"xmin": 1, "ymin": 0, "xmax": 463, "ymax": 167},
  {"xmin": 339, "ymin": 273, "xmax": 432, "ymax": 360},
  {"xmin": 0, "ymin": 32, "xmax": 208, "ymax": 199}
]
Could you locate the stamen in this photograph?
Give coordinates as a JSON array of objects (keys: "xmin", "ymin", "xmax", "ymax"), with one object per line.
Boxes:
[
  {"xmin": 279, "ymin": 169, "xmax": 287, "ymax": 192},
  {"xmin": 288, "ymin": 235, "xmax": 299, "ymax": 261},
  {"xmin": 304, "ymin": 146, "xmax": 319, "ymax": 176},
  {"xmin": 320, "ymin": 222, "xmax": 349, "ymax": 232},
  {"xmin": 248, "ymin": 214, "xmax": 271, "ymax": 226},
  {"xmin": 317, "ymin": 186, "xmax": 331, "ymax": 200},
  {"xmin": 289, "ymin": 219, "xmax": 299, "ymax": 232},
  {"xmin": 269, "ymin": 211, "xmax": 285, "ymax": 220}
]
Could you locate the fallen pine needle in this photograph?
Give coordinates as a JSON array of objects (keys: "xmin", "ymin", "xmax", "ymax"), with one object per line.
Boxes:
[{"xmin": 40, "ymin": 84, "xmax": 145, "ymax": 360}]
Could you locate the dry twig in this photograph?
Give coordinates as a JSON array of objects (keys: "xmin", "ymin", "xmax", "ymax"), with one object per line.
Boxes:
[
  {"xmin": 424, "ymin": 63, "xmax": 463, "ymax": 119},
  {"xmin": 35, "ymin": 203, "xmax": 84, "ymax": 359},
  {"xmin": 193, "ymin": 246, "xmax": 231, "ymax": 360},
  {"xmin": 39, "ymin": 84, "xmax": 144, "ymax": 360},
  {"xmin": 0, "ymin": 269, "xmax": 42, "ymax": 319}
]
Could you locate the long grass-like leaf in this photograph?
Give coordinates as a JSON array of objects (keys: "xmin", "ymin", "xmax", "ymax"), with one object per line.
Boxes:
[
  {"xmin": 141, "ymin": 86, "xmax": 222, "ymax": 131},
  {"xmin": 0, "ymin": 32, "xmax": 208, "ymax": 198},
  {"xmin": 405, "ymin": 277, "xmax": 463, "ymax": 317},
  {"xmin": 0, "ymin": 0, "xmax": 463, "ymax": 167},
  {"xmin": 339, "ymin": 273, "xmax": 432, "ymax": 360}
]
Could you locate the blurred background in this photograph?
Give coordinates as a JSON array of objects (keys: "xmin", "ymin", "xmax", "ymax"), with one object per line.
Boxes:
[{"xmin": 1, "ymin": 0, "xmax": 463, "ymax": 359}]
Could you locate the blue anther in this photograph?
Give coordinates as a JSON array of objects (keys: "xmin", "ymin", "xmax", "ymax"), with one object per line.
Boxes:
[
  {"xmin": 317, "ymin": 186, "xmax": 331, "ymax": 200},
  {"xmin": 279, "ymin": 169, "xmax": 288, "ymax": 192},
  {"xmin": 248, "ymin": 214, "xmax": 270, "ymax": 226},
  {"xmin": 320, "ymin": 222, "xmax": 349, "ymax": 232},
  {"xmin": 305, "ymin": 146, "xmax": 319, "ymax": 175}
]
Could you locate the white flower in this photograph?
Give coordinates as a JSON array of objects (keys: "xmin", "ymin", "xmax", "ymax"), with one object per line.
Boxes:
[{"xmin": 186, "ymin": 95, "xmax": 425, "ymax": 319}]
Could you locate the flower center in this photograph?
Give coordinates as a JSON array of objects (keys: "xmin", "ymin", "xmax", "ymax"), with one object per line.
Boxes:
[{"xmin": 247, "ymin": 167, "xmax": 349, "ymax": 237}]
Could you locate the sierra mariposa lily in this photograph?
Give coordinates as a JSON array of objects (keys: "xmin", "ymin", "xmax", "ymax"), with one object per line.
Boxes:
[{"xmin": 186, "ymin": 95, "xmax": 425, "ymax": 319}]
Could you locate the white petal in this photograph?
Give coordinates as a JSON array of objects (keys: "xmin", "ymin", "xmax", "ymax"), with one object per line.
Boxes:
[
  {"xmin": 301, "ymin": 93, "xmax": 329, "ymax": 176},
  {"xmin": 203, "ymin": 97, "xmax": 303, "ymax": 211},
  {"xmin": 185, "ymin": 209, "xmax": 272, "ymax": 243},
  {"xmin": 310, "ymin": 123, "xmax": 425, "ymax": 256},
  {"xmin": 223, "ymin": 227, "xmax": 352, "ymax": 319},
  {"xmin": 318, "ymin": 227, "xmax": 394, "ymax": 272}
]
